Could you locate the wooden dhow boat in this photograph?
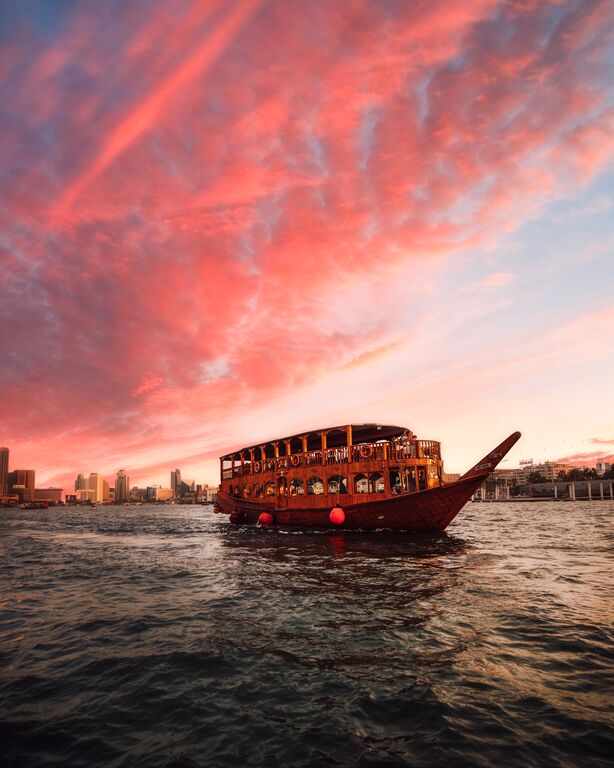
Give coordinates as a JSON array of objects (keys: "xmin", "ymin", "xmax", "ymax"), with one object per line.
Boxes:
[{"xmin": 215, "ymin": 424, "xmax": 521, "ymax": 531}]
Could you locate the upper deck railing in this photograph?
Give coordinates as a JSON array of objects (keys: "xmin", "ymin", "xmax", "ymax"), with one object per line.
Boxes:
[{"xmin": 221, "ymin": 439, "xmax": 441, "ymax": 479}]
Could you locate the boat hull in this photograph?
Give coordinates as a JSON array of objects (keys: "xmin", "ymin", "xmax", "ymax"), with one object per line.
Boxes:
[{"xmin": 217, "ymin": 473, "xmax": 488, "ymax": 532}]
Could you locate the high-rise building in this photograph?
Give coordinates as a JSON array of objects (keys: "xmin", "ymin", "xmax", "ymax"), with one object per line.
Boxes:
[
  {"xmin": 102, "ymin": 479, "xmax": 110, "ymax": 501},
  {"xmin": 115, "ymin": 470, "xmax": 130, "ymax": 503},
  {"xmin": 75, "ymin": 474, "xmax": 87, "ymax": 492},
  {"xmin": 0, "ymin": 447, "xmax": 9, "ymax": 496},
  {"xmin": 146, "ymin": 486, "xmax": 160, "ymax": 502},
  {"xmin": 88, "ymin": 473, "xmax": 104, "ymax": 503},
  {"xmin": 8, "ymin": 469, "xmax": 36, "ymax": 501},
  {"xmin": 170, "ymin": 468, "xmax": 181, "ymax": 498}
]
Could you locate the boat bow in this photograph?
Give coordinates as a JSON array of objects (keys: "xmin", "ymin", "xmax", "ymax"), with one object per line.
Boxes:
[{"xmin": 459, "ymin": 431, "xmax": 522, "ymax": 480}]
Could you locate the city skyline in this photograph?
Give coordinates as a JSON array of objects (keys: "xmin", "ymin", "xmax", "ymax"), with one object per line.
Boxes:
[
  {"xmin": 1, "ymin": 439, "xmax": 612, "ymax": 503},
  {"xmin": 1, "ymin": 1, "xmax": 613, "ymax": 491}
]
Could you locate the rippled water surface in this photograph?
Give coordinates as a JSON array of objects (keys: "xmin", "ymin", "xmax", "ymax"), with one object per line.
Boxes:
[{"xmin": 1, "ymin": 502, "xmax": 612, "ymax": 767}]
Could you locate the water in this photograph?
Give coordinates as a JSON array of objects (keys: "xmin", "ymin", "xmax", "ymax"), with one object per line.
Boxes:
[{"xmin": 1, "ymin": 502, "xmax": 612, "ymax": 767}]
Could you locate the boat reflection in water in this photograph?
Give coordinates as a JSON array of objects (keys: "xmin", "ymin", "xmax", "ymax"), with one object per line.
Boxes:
[
  {"xmin": 217, "ymin": 524, "xmax": 474, "ymax": 674},
  {"xmin": 216, "ymin": 423, "xmax": 521, "ymax": 531}
]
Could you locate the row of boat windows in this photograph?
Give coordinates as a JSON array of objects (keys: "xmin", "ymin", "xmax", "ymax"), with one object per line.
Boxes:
[
  {"xmin": 229, "ymin": 467, "xmax": 437, "ymax": 499},
  {"xmin": 228, "ymin": 472, "xmax": 414, "ymax": 498}
]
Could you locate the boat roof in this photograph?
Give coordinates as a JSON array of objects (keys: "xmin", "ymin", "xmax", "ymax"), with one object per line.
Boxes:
[{"xmin": 220, "ymin": 424, "xmax": 410, "ymax": 459}]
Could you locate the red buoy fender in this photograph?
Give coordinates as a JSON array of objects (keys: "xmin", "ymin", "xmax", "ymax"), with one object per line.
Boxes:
[
  {"xmin": 258, "ymin": 512, "xmax": 274, "ymax": 527},
  {"xmin": 329, "ymin": 506, "xmax": 345, "ymax": 525}
]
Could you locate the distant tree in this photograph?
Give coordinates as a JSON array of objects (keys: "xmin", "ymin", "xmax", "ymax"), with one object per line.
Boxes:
[
  {"xmin": 603, "ymin": 467, "xmax": 614, "ymax": 480},
  {"xmin": 567, "ymin": 467, "xmax": 595, "ymax": 481},
  {"xmin": 527, "ymin": 471, "xmax": 548, "ymax": 484},
  {"xmin": 556, "ymin": 470, "xmax": 568, "ymax": 481}
]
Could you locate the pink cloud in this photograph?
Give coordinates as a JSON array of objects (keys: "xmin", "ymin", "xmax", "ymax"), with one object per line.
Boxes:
[{"xmin": 555, "ymin": 452, "xmax": 614, "ymax": 466}]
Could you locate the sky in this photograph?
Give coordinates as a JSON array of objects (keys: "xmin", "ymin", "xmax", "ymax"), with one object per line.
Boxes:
[{"xmin": 1, "ymin": 0, "xmax": 613, "ymax": 491}]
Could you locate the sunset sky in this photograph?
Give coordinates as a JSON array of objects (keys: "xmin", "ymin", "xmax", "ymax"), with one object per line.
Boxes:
[{"xmin": 1, "ymin": 0, "xmax": 613, "ymax": 491}]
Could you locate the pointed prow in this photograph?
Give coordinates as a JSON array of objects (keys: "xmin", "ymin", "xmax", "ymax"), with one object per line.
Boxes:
[{"xmin": 460, "ymin": 431, "xmax": 522, "ymax": 480}]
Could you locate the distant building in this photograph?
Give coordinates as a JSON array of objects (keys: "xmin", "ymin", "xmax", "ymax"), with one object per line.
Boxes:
[
  {"xmin": 0, "ymin": 447, "xmax": 9, "ymax": 496},
  {"xmin": 115, "ymin": 470, "xmax": 130, "ymax": 503},
  {"xmin": 596, "ymin": 461, "xmax": 611, "ymax": 475},
  {"xmin": 75, "ymin": 474, "xmax": 87, "ymax": 492},
  {"xmin": 524, "ymin": 462, "xmax": 574, "ymax": 481},
  {"xmin": 8, "ymin": 469, "xmax": 36, "ymax": 501},
  {"xmin": 130, "ymin": 486, "xmax": 144, "ymax": 501},
  {"xmin": 155, "ymin": 488, "xmax": 173, "ymax": 502},
  {"xmin": 171, "ymin": 469, "xmax": 181, "ymax": 498},
  {"xmin": 204, "ymin": 486, "xmax": 217, "ymax": 502},
  {"xmin": 34, "ymin": 488, "xmax": 63, "ymax": 503},
  {"xmin": 102, "ymin": 479, "xmax": 110, "ymax": 501},
  {"xmin": 88, "ymin": 473, "xmax": 104, "ymax": 502},
  {"xmin": 494, "ymin": 462, "xmax": 575, "ymax": 484}
]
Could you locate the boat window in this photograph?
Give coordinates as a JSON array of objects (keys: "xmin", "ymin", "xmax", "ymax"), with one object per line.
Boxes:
[
  {"xmin": 307, "ymin": 477, "xmax": 324, "ymax": 495},
  {"xmin": 354, "ymin": 473, "xmax": 368, "ymax": 493},
  {"xmin": 289, "ymin": 437, "xmax": 303, "ymax": 454},
  {"xmin": 389, "ymin": 470, "xmax": 402, "ymax": 494},
  {"xmin": 418, "ymin": 468, "xmax": 427, "ymax": 491},
  {"xmin": 263, "ymin": 443, "xmax": 275, "ymax": 460},
  {"xmin": 243, "ymin": 485, "xmax": 251, "ymax": 498},
  {"xmin": 368, "ymin": 473, "xmax": 385, "ymax": 494},
  {"xmin": 290, "ymin": 479, "xmax": 304, "ymax": 495},
  {"xmin": 306, "ymin": 433, "xmax": 322, "ymax": 451},
  {"xmin": 277, "ymin": 477, "xmax": 287, "ymax": 495},
  {"xmin": 326, "ymin": 428, "xmax": 347, "ymax": 448},
  {"xmin": 327, "ymin": 474, "xmax": 348, "ymax": 494},
  {"xmin": 264, "ymin": 482, "xmax": 276, "ymax": 497},
  {"xmin": 254, "ymin": 483, "xmax": 264, "ymax": 498},
  {"xmin": 401, "ymin": 467, "xmax": 411, "ymax": 492}
]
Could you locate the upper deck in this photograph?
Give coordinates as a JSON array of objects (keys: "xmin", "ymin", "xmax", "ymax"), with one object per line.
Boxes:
[{"xmin": 220, "ymin": 423, "xmax": 439, "ymax": 473}]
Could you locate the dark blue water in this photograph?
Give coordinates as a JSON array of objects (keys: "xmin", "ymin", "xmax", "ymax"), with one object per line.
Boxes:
[{"xmin": 1, "ymin": 502, "xmax": 612, "ymax": 767}]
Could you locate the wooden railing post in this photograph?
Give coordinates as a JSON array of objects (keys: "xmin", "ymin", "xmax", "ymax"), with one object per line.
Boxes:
[{"xmin": 346, "ymin": 425, "xmax": 353, "ymax": 464}]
